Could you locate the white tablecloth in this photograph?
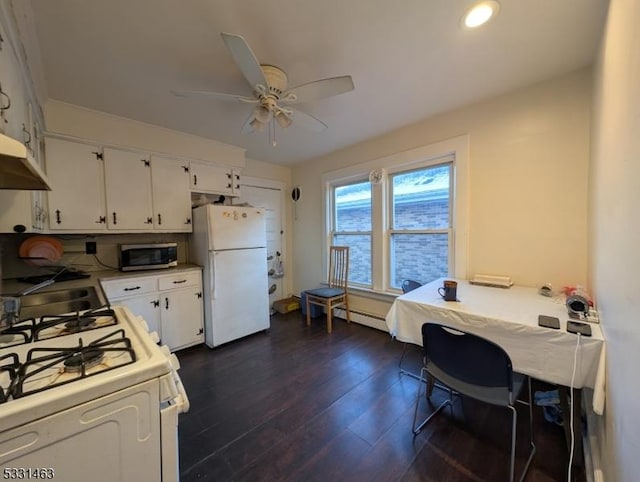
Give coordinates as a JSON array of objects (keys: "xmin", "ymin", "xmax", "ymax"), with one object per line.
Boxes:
[{"xmin": 385, "ymin": 279, "xmax": 606, "ymax": 414}]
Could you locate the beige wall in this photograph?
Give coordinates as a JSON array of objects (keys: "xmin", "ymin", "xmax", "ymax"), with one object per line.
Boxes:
[
  {"xmin": 292, "ymin": 69, "xmax": 592, "ymax": 316},
  {"xmin": 44, "ymin": 100, "xmax": 246, "ymax": 167},
  {"xmin": 589, "ymin": 0, "xmax": 640, "ymax": 480}
]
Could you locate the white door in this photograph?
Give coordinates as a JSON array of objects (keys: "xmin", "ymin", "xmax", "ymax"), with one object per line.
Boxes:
[
  {"xmin": 237, "ymin": 184, "xmax": 285, "ymax": 309},
  {"xmin": 208, "ymin": 247, "xmax": 269, "ymax": 347}
]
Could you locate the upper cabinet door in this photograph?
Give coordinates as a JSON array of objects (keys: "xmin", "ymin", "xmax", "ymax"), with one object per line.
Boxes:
[
  {"xmin": 104, "ymin": 147, "xmax": 153, "ymax": 230},
  {"xmin": 150, "ymin": 155, "xmax": 192, "ymax": 232},
  {"xmin": 189, "ymin": 161, "xmax": 233, "ymax": 195},
  {"xmin": 46, "ymin": 137, "xmax": 107, "ymax": 231}
]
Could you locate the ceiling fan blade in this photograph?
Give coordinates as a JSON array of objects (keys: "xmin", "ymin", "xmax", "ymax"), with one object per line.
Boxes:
[
  {"xmin": 171, "ymin": 89, "xmax": 257, "ymax": 103},
  {"xmin": 221, "ymin": 32, "xmax": 269, "ymax": 92},
  {"xmin": 282, "ymin": 75, "xmax": 354, "ymax": 104},
  {"xmin": 241, "ymin": 112, "xmax": 256, "ymax": 134},
  {"xmin": 287, "ymin": 107, "xmax": 328, "ymax": 132}
]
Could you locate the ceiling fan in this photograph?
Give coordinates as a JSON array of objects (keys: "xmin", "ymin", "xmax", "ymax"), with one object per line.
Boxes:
[{"xmin": 172, "ymin": 32, "xmax": 355, "ymax": 146}]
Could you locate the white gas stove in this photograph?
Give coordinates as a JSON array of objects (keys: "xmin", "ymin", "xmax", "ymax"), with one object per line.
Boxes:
[{"xmin": 0, "ymin": 304, "xmax": 188, "ymax": 482}]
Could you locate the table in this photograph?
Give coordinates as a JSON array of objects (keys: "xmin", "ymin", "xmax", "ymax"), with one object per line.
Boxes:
[{"xmin": 386, "ymin": 278, "xmax": 607, "ymax": 465}]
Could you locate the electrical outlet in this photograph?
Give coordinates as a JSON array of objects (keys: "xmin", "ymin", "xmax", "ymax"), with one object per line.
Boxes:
[{"xmin": 85, "ymin": 241, "xmax": 97, "ymax": 254}]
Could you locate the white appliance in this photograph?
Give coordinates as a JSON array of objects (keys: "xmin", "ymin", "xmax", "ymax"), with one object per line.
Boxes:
[
  {"xmin": 0, "ymin": 305, "xmax": 189, "ymax": 482},
  {"xmin": 191, "ymin": 205, "xmax": 270, "ymax": 348}
]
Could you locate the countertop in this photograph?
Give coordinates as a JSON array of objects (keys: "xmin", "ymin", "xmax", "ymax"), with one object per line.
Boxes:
[{"xmin": 1, "ymin": 264, "xmax": 203, "ymax": 297}]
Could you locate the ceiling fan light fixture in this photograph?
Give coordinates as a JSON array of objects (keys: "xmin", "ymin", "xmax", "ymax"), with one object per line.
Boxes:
[
  {"xmin": 250, "ymin": 117, "xmax": 267, "ymax": 132},
  {"xmin": 275, "ymin": 111, "xmax": 292, "ymax": 129},
  {"xmin": 461, "ymin": 1, "xmax": 500, "ymax": 29},
  {"xmin": 254, "ymin": 105, "xmax": 271, "ymax": 123}
]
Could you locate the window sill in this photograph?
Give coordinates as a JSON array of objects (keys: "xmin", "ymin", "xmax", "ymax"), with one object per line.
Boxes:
[{"xmin": 346, "ymin": 285, "xmax": 399, "ymax": 303}]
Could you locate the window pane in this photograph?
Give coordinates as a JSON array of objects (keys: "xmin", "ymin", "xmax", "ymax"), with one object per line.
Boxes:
[
  {"xmin": 335, "ymin": 182, "xmax": 371, "ymax": 231},
  {"xmin": 392, "ymin": 164, "xmax": 450, "ymax": 229},
  {"xmin": 390, "ymin": 233, "xmax": 448, "ymax": 288},
  {"xmin": 334, "ymin": 234, "xmax": 371, "ymax": 285}
]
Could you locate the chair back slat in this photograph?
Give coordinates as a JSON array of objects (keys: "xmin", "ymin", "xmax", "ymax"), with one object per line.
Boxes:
[
  {"xmin": 423, "ymin": 323, "xmax": 513, "ymax": 389},
  {"xmin": 328, "ymin": 246, "xmax": 349, "ymax": 290}
]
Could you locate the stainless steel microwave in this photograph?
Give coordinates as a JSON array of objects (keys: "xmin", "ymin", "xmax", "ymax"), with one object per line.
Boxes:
[{"xmin": 118, "ymin": 243, "xmax": 178, "ymax": 271}]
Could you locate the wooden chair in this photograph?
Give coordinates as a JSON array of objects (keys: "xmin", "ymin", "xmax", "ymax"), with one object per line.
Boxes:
[{"xmin": 304, "ymin": 246, "xmax": 350, "ymax": 333}]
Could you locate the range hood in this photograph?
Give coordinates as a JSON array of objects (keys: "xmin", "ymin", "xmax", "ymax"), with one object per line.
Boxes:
[{"xmin": 0, "ymin": 132, "xmax": 51, "ymax": 190}]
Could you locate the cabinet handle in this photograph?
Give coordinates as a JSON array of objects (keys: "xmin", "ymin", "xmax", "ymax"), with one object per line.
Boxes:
[
  {"xmin": 144, "ymin": 217, "xmax": 153, "ymax": 224},
  {"xmin": 55, "ymin": 210, "xmax": 62, "ymax": 224},
  {"xmin": 112, "ymin": 212, "xmax": 117, "ymax": 225},
  {"xmin": 141, "ymin": 159, "xmax": 150, "ymax": 167},
  {"xmin": 198, "ymin": 328, "xmax": 204, "ymax": 335},
  {"xmin": 96, "ymin": 216, "xmax": 106, "ymax": 224},
  {"xmin": 185, "ymin": 218, "xmax": 191, "ymax": 225},
  {"xmin": 151, "ymin": 300, "xmax": 160, "ymax": 308},
  {"xmin": 158, "ymin": 213, "xmax": 162, "ymax": 225},
  {"xmin": 0, "ymin": 82, "xmax": 11, "ymax": 124},
  {"xmin": 173, "ymin": 279, "xmax": 187, "ymax": 284},
  {"xmin": 196, "ymin": 292, "xmax": 202, "ymax": 299},
  {"xmin": 165, "ymin": 297, "xmax": 169, "ymax": 310},
  {"xmin": 193, "ymin": 174, "xmax": 197, "ymax": 185},
  {"xmin": 22, "ymin": 124, "xmax": 31, "ymax": 151},
  {"xmin": 123, "ymin": 286, "xmax": 141, "ymax": 291}
]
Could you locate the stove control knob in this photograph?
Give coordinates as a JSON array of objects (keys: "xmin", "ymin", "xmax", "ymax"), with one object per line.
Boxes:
[
  {"xmin": 137, "ymin": 317, "xmax": 150, "ymax": 332},
  {"xmin": 169, "ymin": 354, "xmax": 181, "ymax": 370}
]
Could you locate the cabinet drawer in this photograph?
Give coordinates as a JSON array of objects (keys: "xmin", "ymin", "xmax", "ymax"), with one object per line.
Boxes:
[
  {"xmin": 101, "ymin": 277, "xmax": 158, "ymax": 299},
  {"xmin": 158, "ymin": 271, "xmax": 201, "ymax": 291}
]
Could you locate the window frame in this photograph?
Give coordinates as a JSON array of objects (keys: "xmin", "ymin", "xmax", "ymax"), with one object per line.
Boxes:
[
  {"xmin": 330, "ymin": 178, "xmax": 373, "ymax": 288},
  {"xmin": 387, "ymin": 162, "xmax": 454, "ymax": 290},
  {"xmin": 322, "ymin": 135, "xmax": 469, "ymax": 296}
]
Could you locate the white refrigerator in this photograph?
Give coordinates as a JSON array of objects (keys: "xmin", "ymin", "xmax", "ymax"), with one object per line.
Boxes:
[{"xmin": 191, "ymin": 205, "xmax": 270, "ymax": 347}]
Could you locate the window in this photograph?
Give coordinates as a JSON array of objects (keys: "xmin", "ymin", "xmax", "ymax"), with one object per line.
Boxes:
[
  {"xmin": 332, "ymin": 181, "xmax": 372, "ymax": 285},
  {"xmin": 389, "ymin": 164, "xmax": 452, "ymax": 289},
  {"xmin": 324, "ymin": 135, "xmax": 469, "ymax": 295}
]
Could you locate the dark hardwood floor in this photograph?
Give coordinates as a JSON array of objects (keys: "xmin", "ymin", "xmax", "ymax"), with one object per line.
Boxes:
[{"xmin": 176, "ymin": 311, "xmax": 584, "ymax": 481}]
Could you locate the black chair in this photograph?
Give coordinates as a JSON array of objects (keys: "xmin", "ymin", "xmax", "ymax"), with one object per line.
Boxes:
[
  {"xmin": 412, "ymin": 323, "xmax": 536, "ymax": 482},
  {"xmin": 398, "ymin": 279, "xmax": 423, "ymax": 372},
  {"xmin": 401, "ymin": 279, "xmax": 422, "ymax": 294}
]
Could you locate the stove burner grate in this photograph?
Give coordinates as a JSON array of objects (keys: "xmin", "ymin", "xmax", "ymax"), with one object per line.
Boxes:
[
  {"xmin": 63, "ymin": 348, "xmax": 104, "ymax": 373},
  {"xmin": 34, "ymin": 305, "xmax": 117, "ymax": 341},
  {"xmin": 13, "ymin": 329, "xmax": 136, "ymax": 398},
  {"xmin": 0, "ymin": 318, "xmax": 35, "ymax": 348},
  {"xmin": 0, "ymin": 353, "xmax": 20, "ymax": 404}
]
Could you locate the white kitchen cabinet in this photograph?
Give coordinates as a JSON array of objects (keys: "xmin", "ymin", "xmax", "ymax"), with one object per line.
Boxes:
[
  {"xmin": 190, "ymin": 161, "xmax": 241, "ymax": 197},
  {"xmin": 103, "ymin": 147, "xmax": 154, "ymax": 230},
  {"xmin": 45, "ymin": 137, "xmax": 107, "ymax": 231},
  {"xmin": 0, "ymin": 190, "xmax": 46, "ymax": 233},
  {"xmin": 151, "ymin": 155, "xmax": 192, "ymax": 232},
  {"xmin": 101, "ymin": 268, "xmax": 204, "ymax": 351}
]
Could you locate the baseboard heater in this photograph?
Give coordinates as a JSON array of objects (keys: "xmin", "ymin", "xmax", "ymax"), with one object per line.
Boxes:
[{"xmin": 334, "ymin": 308, "xmax": 389, "ymax": 333}]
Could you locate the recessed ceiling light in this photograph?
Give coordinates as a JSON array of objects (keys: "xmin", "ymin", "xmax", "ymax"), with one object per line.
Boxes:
[{"xmin": 461, "ymin": 1, "xmax": 500, "ymax": 29}]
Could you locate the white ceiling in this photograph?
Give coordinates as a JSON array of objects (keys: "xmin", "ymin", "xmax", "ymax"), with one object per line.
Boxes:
[{"xmin": 28, "ymin": 0, "xmax": 608, "ymax": 165}]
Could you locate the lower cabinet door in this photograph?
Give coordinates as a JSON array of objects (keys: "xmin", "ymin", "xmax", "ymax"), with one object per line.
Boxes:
[
  {"xmin": 116, "ymin": 293, "xmax": 162, "ymax": 339},
  {"xmin": 161, "ymin": 288, "xmax": 204, "ymax": 351}
]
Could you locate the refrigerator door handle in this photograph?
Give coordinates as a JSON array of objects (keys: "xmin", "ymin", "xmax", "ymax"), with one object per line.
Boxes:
[{"xmin": 210, "ymin": 253, "xmax": 216, "ymax": 300}]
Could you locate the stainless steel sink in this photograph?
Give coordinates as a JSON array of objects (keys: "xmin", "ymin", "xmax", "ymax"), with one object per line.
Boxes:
[{"xmin": 19, "ymin": 286, "xmax": 104, "ymax": 320}]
